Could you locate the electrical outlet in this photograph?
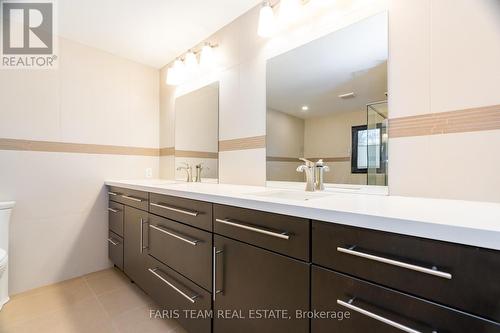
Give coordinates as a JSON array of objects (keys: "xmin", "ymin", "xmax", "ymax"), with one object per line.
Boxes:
[{"xmin": 145, "ymin": 168, "xmax": 153, "ymax": 178}]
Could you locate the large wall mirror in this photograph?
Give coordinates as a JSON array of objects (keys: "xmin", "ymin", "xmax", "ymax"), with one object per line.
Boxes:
[
  {"xmin": 175, "ymin": 82, "xmax": 219, "ymax": 182},
  {"xmin": 266, "ymin": 12, "xmax": 388, "ymax": 188}
]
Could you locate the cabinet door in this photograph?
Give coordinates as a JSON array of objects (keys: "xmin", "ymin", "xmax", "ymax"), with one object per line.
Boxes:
[
  {"xmin": 123, "ymin": 206, "xmax": 149, "ymax": 288},
  {"xmin": 213, "ymin": 235, "xmax": 309, "ymax": 333}
]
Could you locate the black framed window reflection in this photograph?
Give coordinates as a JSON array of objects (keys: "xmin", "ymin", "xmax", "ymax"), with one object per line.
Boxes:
[{"xmin": 351, "ymin": 124, "xmax": 384, "ymax": 174}]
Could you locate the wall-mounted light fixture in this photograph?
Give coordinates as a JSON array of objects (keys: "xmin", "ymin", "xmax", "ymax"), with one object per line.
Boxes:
[{"xmin": 165, "ymin": 43, "xmax": 218, "ymax": 86}]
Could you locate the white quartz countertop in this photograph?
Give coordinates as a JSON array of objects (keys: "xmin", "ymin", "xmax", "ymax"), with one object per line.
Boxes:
[{"xmin": 105, "ymin": 179, "xmax": 500, "ymax": 251}]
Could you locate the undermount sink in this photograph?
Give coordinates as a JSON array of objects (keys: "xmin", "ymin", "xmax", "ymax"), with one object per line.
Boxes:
[{"xmin": 249, "ymin": 190, "xmax": 332, "ymax": 201}]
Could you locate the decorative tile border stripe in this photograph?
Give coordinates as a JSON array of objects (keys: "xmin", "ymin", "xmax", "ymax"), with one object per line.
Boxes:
[
  {"xmin": 0, "ymin": 138, "xmax": 159, "ymax": 156},
  {"xmin": 308, "ymin": 157, "xmax": 351, "ymax": 162},
  {"xmin": 219, "ymin": 135, "xmax": 266, "ymax": 152},
  {"xmin": 266, "ymin": 156, "xmax": 298, "ymax": 162},
  {"xmin": 267, "ymin": 156, "xmax": 350, "ymax": 162},
  {"xmin": 389, "ymin": 104, "xmax": 500, "ymax": 138},
  {"xmin": 175, "ymin": 150, "xmax": 218, "ymax": 159},
  {"xmin": 159, "ymin": 147, "xmax": 175, "ymax": 156}
]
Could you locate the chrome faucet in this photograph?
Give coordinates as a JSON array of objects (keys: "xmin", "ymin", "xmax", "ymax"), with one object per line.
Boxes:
[
  {"xmin": 176, "ymin": 162, "xmax": 193, "ymax": 182},
  {"xmin": 296, "ymin": 158, "xmax": 316, "ymax": 192},
  {"xmin": 314, "ymin": 159, "xmax": 330, "ymax": 191},
  {"xmin": 194, "ymin": 163, "xmax": 208, "ymax": 182},
  {"xmin": 297, "ymin": 158, "xmax": 331, "ymax": 192}
]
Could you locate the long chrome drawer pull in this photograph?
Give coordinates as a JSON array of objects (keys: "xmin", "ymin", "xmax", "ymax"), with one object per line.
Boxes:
[
  {"xmin": 337, "ymin": 299, "xmax": 422, "ymax": 333},
  {"xmin": 107, "ymin": 207, "xmax": 120, "ymax": 213},
  {"xmin": 148, "ymin": 268, "xmax": 199, "ymax": 304},
  {"xmin": 337, "ymin": 246, "xmax": 452, "ymax": 280},
  {"xmin": 213, "ymin": 247, "xmax": 224, "ymax": 301},
  {"xmin": 107, "ymin": 238, "xmax": 119, "ymax": 246},
  {"xmin": 108, "ymin": 191, "xmax": 119, "ymax": 196},
  {"xmin": 215, "ymin": 218, "xmax": 290, "ymax": 240},
  {"xmin": 150, "ymin": 202, "xmax": 199, "ymax": 217},
  {"xmin": 149, "ymin": 224, "xmax": 199, "ymax": 246},
  {"xmin": 121, "ymin": 195, "xmax": 144, "ymax": 202}
]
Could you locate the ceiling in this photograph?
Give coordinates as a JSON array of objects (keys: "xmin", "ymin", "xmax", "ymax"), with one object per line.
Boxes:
[
  {"xmin": 58, "ymin": 0, "xmax": 261, "ymax": 68},
  {"xmin": 267, "ymin": 12, "xmax": 388, "ymax": 119}
]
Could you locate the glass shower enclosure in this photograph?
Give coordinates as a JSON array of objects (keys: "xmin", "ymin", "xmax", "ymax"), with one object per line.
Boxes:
[{"xmin": 366, "ymin": 101, "xmax": 388, "ymax": 186}]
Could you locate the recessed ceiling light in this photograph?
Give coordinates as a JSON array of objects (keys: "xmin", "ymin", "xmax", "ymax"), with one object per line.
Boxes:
[{"xmin": 301, "ymin": 105, "xmax": 309, "ymax": 111}]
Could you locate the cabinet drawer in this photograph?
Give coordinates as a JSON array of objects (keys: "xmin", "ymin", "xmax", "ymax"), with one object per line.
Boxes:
[
  {"xmin": 144, "ymin": 255, "xmax": 211, "ymax": 333},
  {"xmin": 312, "ymin": 221, "xmax": 500, "ymax": 322},
  {"xmin": 108, "ymin": 231, "xmax": 123, "ymax": 270},
  {"xmin": 214, "ymin": 204, "xmax": 309, "ymax": 261},
  {"xmin": 108, "ymin": 201, "xmax": 124, "ymax": 236},
  {"xmin": 149, "ymin": 214, "xmax": 212, "ymax": 291},
  {"xmin": 149, "ymin": 193, "xmax": 212, "ymax": 231},
  {"xmin": 312, "ymin": 266, "xmax": 500, "ymax": 333},
  {"xmin": 108, "ymin": 186, "xmax": 149, "ymax": 211}
]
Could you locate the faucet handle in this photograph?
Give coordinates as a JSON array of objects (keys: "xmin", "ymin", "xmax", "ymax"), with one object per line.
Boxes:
[
  {"xmin": 315, "ymin": 159, "xmax": 325, "ymax": 166},
  {"xmin": 299, "ymin": 158, "xmax": 314, "ymax": 167}
]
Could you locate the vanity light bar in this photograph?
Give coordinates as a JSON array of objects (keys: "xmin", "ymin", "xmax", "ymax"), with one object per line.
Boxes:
[{"xmin": 165, "ymin": 42, "xmax": 219, "ymax": 86}]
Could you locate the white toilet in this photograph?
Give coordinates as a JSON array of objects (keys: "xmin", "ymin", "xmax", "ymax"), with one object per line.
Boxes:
[{"xmin": 0, "ymin": 201, "xmax": 15, "ymax": 310}]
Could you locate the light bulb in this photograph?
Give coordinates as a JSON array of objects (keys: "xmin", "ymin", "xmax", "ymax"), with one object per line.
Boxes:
[
  {"xmin": 166, "ymin": 65, "xmax": 178, "ymax": 85},
  {"xmin": 279, "ymin": 0, "xmax": 301, "ymax": 24},
  {"xmin": 184, "ymin": 50, "xmax": 199, "ymax": 79},
  {"xmin": 200, "ymin": 44, "xmax": 215, "ymax": 70},
  {"xmin": 173, "ymin": 58, "xmax": 186, "ymax": 84},
  {"xmin": 257, "ymin": 2, "xmax": 275, "ymax": 38}
]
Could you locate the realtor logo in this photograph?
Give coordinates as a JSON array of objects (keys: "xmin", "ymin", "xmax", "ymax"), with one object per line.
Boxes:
[{"xmin": 1, "ymin": 0, "xmax": 57, "ymax": 68}]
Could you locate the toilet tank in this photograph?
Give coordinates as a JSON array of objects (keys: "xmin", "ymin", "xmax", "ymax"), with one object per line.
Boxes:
[
  {"xmin": 0, "ymin": 202, "xmax": 15, "ymax": 251},
  {"xmin": 0, "ymin": 201, "xmax": 14, "ymax": 309}
]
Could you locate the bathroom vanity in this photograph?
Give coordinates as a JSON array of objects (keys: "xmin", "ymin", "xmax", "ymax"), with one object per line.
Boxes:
[{"xmin": 105, "ymin": 180, "xmax": 500, "ymax": 333}]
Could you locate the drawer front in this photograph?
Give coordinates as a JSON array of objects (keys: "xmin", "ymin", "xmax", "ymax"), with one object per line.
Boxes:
[
  {"xmin": 149, "ymin": 193, "xmax": 212, "ymax": 231},
  {"xmin": 149, "ymin": 214, "xmax": 212, "ymax": 291},
  {"xmin": 108, "ymin": 202, "xmax": 124, "ymax": 236},
  {"xmin": 312, "ymin": 221, "xmax": 500, "ymax": 322},
  {"xmin": 108, "ymin": 186, "xmax": 149, "ymax": 211},
  {"xmin": 214, "ymin": 204, "xmax": 309, "ymax": 261},
  {"xmin": 108, "ymin": 231, "xmax": 123, "ymax": 270},
  {"xmin": 312, "ymin": 266, "xmax": 500, "ymax": 333},
  {"xmin": 144, "ymin": 255, "xmax": 211, "ymax": 333}
]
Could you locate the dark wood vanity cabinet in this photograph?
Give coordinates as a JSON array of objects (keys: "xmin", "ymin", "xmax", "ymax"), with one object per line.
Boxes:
[
  {"xmin": 107, "ymin": 185, "xmax": 500, "ymax": 333},
  {"xmin": 213, "ymin": 235, "xmax": 310, "ymax": 333},
  {"xmin": 123, "ymin": 206, "xmax": 150, "ymax": 288}
]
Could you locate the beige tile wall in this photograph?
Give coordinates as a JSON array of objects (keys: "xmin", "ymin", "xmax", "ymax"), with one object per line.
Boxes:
[
  {"xmin": 388, "ymin": 0, "xmax": 500, "ymax": 202},
  {"xmin": 160, "ymin": 0, "xmax": 500, "ymax": 202},
  {"xmin": 0, "ymin": 37, "xmax": 160, "ymax": 294}
]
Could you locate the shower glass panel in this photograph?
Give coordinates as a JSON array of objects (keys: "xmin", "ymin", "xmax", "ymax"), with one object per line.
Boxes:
[{"xmin": 366, "ymin": 101, "xmax": 388, "ymax": 186}]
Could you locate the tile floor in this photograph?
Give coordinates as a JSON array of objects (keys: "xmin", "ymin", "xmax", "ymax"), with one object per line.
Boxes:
[{"xmin": 0, "ymin": 267, "xmax": 188, "ymax": 333}]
